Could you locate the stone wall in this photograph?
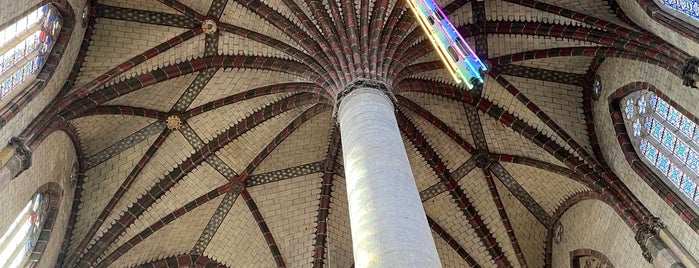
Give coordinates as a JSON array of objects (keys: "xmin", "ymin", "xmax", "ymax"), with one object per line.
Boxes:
[
  {"xmin": 593, "ymin": 57, "xmax": 699, "ymax": 258},
  {"xmin": 0, "ymin": 131, "xmax": 78, "ymax": 266},
  {"xmin": 553, "ymin": 199, "xmax": 651, "ymax": 268}
]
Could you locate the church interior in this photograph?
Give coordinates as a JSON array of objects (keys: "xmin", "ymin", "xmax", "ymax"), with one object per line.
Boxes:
[{"xmin": 1, "ymin": 0, "xmax": 699, "ymax": 267}]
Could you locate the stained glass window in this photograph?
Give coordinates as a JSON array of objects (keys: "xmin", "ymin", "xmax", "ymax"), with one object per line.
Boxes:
[
  {"xmin": 0, "ymin": 4, "xmax": 62, "ymax": 101},
  {"xmin": 624, "ymin": 90, "xmax": 699, "ymax": 206},
  {"xmin": 662, "ymin": 0, "xmax": 699, "ymax": 21},
  {"xmin": 0, "ymin": 193, "xmax": 50, "ymax": 267}
]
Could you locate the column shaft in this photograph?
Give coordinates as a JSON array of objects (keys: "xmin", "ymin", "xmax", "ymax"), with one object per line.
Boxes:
[{"xmin": 338, "ymin": 86, "xmax": 441, "ymax": 268}]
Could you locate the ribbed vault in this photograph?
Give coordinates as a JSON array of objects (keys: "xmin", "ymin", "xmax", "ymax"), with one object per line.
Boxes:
[{"xmin": 53, "ymin": 0, "xmax": 693, "ymax": 266}]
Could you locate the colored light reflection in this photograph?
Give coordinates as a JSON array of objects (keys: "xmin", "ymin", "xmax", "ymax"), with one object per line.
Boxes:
[{"xmin": 407, "ymin": 0, "xmax": 487, "ymax": 89}]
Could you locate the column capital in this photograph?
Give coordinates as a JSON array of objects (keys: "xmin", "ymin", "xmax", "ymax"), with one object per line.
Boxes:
[
  {"xmin": 682, "ymin": 57, "xmax": 699, "ymax": 89},
  {"xmin": 9, "ymin": 137, "xmax": 32, "ymax": 172},
  {"xmin": 334, "ymin": 79, "xmax": 395, "ymax": 118},
  {"xmin": 635, "ymin": 216, "xmax": 666, "ymax": 262}
]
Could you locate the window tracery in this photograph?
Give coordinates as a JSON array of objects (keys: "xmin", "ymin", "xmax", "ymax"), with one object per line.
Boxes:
[
  {"xmin": 0, "ymin": 193, "xmax": 50, "ymax": 267},
  {"xmin": 0, "ymin": 4, "xmax": 62, "ymax": 100},
  {"xmin": 623, "ymin": 90, "xmax": 699, "ymax": 206}
]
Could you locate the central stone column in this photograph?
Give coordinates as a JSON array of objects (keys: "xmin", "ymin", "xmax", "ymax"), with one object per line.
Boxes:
[{"xmin": 336, "ymin": 79, "xmax": 441, "ymax": 268}]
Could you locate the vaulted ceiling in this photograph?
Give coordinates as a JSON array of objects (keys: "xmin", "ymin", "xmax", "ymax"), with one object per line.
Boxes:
[{"xmin": 53, "ymin": 0, "xmax": 690, "ymax": 266}]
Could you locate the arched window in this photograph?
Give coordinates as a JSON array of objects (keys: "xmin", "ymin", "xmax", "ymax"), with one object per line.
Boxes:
[
  {"xmin": 661, "ymin": 0, "xmax": 699, "ymax": 21},
  {"xmin": 0, "ymin": 4, "xmax": 62, "ymax": 101},
  {"xmin": 0, "ymin": 193, "xmax": 50, "ymax": 267},
  {"xmin": 623, "ymin": 90, "xmax": 699, "ymax": 206}
]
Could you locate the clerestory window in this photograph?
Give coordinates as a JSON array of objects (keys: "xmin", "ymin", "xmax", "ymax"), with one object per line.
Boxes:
[
  {"xmin": 0, "ymin": 4, "xmax": 62, "ymax": 101},
  {"xmin": 661, "ymin": 0, "xmax": 699, "ymax": 20},
  {"xmin": 623, "ymin": 90, "xmax": 699, "ymax": 206},
  {"xmin": 0, "ymin": 193, "xmax": 50, "ymax": 267}
]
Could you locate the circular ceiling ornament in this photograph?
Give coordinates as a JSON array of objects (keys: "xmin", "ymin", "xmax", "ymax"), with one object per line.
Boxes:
[
  {"xmin": 202, "ymin": 19, "xmax": 218, "ymax": 35},
  {"xmin": 166, "ymin": 115, "xmax": 182, "ymax": 131}
]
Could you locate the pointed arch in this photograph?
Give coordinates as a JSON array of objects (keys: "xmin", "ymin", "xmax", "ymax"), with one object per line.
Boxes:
[{"xmin": 608, "ymin": 81, "xmax": 699, "ymax": 231}]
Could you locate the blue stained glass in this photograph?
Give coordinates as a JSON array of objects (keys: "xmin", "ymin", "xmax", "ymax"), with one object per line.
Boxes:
[
  {"xmin": 626, "ymin": 99, "xmax": 635, "ymax": 119},
  {"xmin": 656, "ymin": 154, "xmax": 671, "ymax": 174},
  {"xmin": 650, "ymin": 121, "xmax": 664, "ymax": 140},
  {"xmin": 663, "ymin": 0, "xmax": 699, "ymax": 20},
  {"xmin": 638, "ymin": 96, "xmax": 647, "ymax": 116},
  {"xmin": 682, "ymin": 179, "xmax": 697, "ymax": 198},
  {"xmin": 680, "ymin": 117, "xmax": 695, "ymax": 138},
  {"xmin": 668, "ymin": 108, "xmax": 682, "ymax": 128},
  {"xmin": 640, "ymin": 139, "xmax": 649, "ymax": 152},
  {"xmin": 689, "ymin": 150, "xmax": 699, "ymax": 172},
  {"xmin": 669, "ymin": 164, "xmax": 684, "ymax": 185},
  {"xmin": 661, "ymin": 130, "xmax": 677, "ymax": 150},
  {"xmin": 649, "ymin": 93, "xmax": 658, "ymax": 108},
  {"xmin": 645, "ymin": 117, "xmax": 653, "ymax": 131},
  {"xmin": 656, "ymin": 100, "xmax": 670, "ymax": 118},
  {"xmin": 594, "ymin": 80, "xmax": 602, "ymax": 96},
  {"xmin": 633, "ymin": 119, "xmax": 642, "ymax": 138},
  {"xmin": 645, "ymin": 143, "xmax": 660, "ymax": 163},
  {"xmin": 675, "ymin": 139, "xmax": 690, "ymax": 161}
]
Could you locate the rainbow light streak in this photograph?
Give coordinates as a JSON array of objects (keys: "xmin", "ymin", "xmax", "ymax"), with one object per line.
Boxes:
[{"xmin": 407, "ymin": 0, "xmax": 487, "ymax": 89}]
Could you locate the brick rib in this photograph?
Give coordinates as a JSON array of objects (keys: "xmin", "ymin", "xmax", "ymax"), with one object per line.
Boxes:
[
  {"xmin": 59, "ymin": 55, "xmax": 325, "ymax": 120},
  {"xmin": 488, "ymin": 163, "xmax": 552, "ymax": 227},
  {"xmin": 502, "ymin": 0, "xmax": 687, "ymax": 60},
  {"xmin": 73, "ymin": 94, "xmax": 319, "ymax": 266},
  {"xmin": 138, "ymin": 254, "xmax": 227, "ymax": 268},
  {"xmin": 216, "ymin": 23, "xmax": 328, "ymax": 85},
  {"xmin": 155, "ymin": 0, "xmax": 207, "ymax": 21},
  {"xmin": 64, "ymin": 128, "xmax": 172, "ymax": 267},
  {"xmin": 301, "ymin": 0, "xmax": 351, "ymax": 84},
  {"xmin": 312, "ymin": 126, "xmax": 340, "ymax": 267},
  {"xmin": 396, "ymin": 95, "xmax": 475, "ymax": 154},
  {"xmin": 426, "ymin": 216, "xmax": 481, "ymax": 267},
  {"xmin": 58, "ymin": 28, "xmax": 203, "ymax": 110},
  {"xmin": 233, "ymin": 0, "xmax": 340, "ymax": 87},
  {"xmin": 80, "ymin": 105, "xmax": 169, "ymax": 119},
  {"xmin": 369, "ymin": 0, "xmax": 390, "ymax": 78},
  {"xmin": 397, "ymin": 111, "xmax": 512, "ymax": 267},
  {"xmin": 95, "ymin": 183, "xmax": 232, "ymax": 267},
  {"xmin": 489, "ymin": 73, "xmax": 650, "ymax": 222},
  {"xmin": 241, "ymin": 189, "xmax": 286, "ymax": 267},
  {"xmin": 395, "ymin": 78, "xmax": 645, "ymax": 230},
  {"xmin": 97, "ymin": 4, "xmax": 199, "ymax": 28},
  {"xmin": 483, "ymin": 170, "xmax": 528, "ymax": 267},
  {"xmin": 376, "ymin": 0, "xmax": 406, "ymax": 77}
]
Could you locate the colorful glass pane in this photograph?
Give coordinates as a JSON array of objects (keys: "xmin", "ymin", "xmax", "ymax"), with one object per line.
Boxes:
[
  {"xmin": 645, "ymin": 117, "xmax": 653, "ymax": 131},
  {"xmin": 661, "ymin": 130, "xmax": 677, "ymax": 151},
  {"xmin": 633, "ymin": 119, "xmax": 642, "ymax": 138},
  {"xmin": 682, "ymin": 179, "xmax": 697, "ymax": 199},
  {"xmin": 680, "ymin": 116, "xmax": 696, "ymax": 138},
  {"xmin": 0, "ymin": 4, "xmax": 61, "ymax": 101},
  {"xmin": 669, "ymin": 164, "xmax": 684, "ymax": 185},
  {"xmin": 668, "ymin": 108, "xmax": 682, "ymax": 128},
  {"xmin": 638, "ymin": 95, "xmax": 647, "ymax": 116},
  {"xmin": 645, "ymin": 143, "xmax": 660, "ymax": 163},
  {"xmin": 649, "ymin": 93, "xmax": 658, "ymax": 108},
  {"xmin": 650, "ymin": 120, "xmax": 664, "ymax": 140},
  {"xmin": 656, "ymin": 154, "xmax": 671, "ymax": 174},
  {"xmin": 675, "ymin": 139, "xmax": 690, "ymax": 161},
  {"xmin": 593, "ymin": 80, "xmax": 602, "ymax": 97},
  {"xmin": 689, "ymin": 150, "xmax": 699, "ymax": 173},
  {"xmin": 656, "ymin": 99, "xmax": 670, "ymax": 118},
  {"xmin": 663, "ymin": 0, "xmax": 699, "ymax": 20},
  {"xmin": 625, "ymin": 99, "xmax": 635, "ymax": 119}
]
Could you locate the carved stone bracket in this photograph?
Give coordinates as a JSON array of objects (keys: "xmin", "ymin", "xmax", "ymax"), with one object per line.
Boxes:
[
  {"xmin": 334, "ymin": 78, "xmax": 395, "ymax": 118},
  {"xmin": 635, "ymin": 216, "xmax": 666, "ymax": 263},
  {"xmin": 8, "ymin": 137, "xmax": 32, "ymax": 175},
  {"xmin": 682, "ymin": 57, "xmax": 699, "ymax": 89}
]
